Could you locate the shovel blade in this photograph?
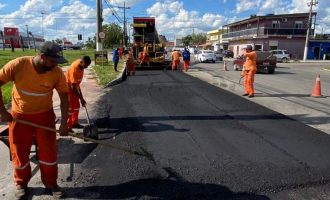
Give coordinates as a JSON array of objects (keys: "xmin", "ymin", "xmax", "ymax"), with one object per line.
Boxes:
[{"xmin": 83, "ymin": 125, "xmax": 99, "ymax": 140}]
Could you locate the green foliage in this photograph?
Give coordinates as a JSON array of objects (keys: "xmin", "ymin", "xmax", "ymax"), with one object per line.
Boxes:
[
  {"xmin": 92, "ymin": 61, "xmax": 123, "ymax": 86},
  {"xmin": 85, "ymin": 36, "xmax": 96, "ymax": 49},
  {"xmin": 102, "ymin": 23, "xmax": 123, "ymax": 49},
  {"xmin": 182, "ymin": 33, "xmax": 208, "ymax": 45},
  {"xmin": 182, "ymin": 35, "xmax": 193, "ymax": 46}
]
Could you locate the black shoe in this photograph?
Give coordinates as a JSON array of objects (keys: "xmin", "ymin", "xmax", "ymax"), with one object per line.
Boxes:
[
  {"xmin": 45, "ymin": 185, "xmax": 65, "ymax": 199},
  {"xmin": 242, "ymin": 93, "xmax": 249, "ymax": 96},
  {"xmin": 248, "ymin": 94, "xmax": 255, "ymax": 98},
  {"xmin": 15, "ymin": 185, "xmax": 28, "ymax": 200},
  {"xmin": 72, "ymin": 124, "xmax": 84, "ymax": 129}
]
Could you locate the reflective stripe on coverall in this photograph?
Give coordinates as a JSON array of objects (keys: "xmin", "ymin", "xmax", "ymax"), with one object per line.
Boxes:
[{"xmin": 9, "ymin": 109, "xmax": 58, "ymax": 187}]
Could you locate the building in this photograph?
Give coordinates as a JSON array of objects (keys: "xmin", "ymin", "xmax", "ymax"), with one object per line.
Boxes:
[
  {"xmin": 307, "ymin": 34, "xmax": 330, "ymax": 60},
  {"xmin": 174, "ymin": 36, "xmax": 183, "ymax": 47},
  {"xmin": 222, "ymin": 13, "xmax": 316, "ymax": 58},
  {"xmin": 1, "ymin": 27, "xmax": 44, "ymax": 49},
  {"xmin": 206, "ymin": 29, "xmax": 228, "ymax": 51}
]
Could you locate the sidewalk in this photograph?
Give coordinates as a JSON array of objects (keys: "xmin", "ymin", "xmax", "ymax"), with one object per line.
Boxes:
[{"xmin": 0, "ymin": 68, "xmax": 106, "ymax": 199}]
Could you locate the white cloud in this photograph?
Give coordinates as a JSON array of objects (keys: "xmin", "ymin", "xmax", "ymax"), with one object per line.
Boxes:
[
  {"xmin": 236, "ymin": 0, "xmax": 259, "ymax": 13},
  {"xmin": 0, "ymin": 3, "xmax": 6, "ymax": 9},
  {"xmin": 147, "ymin": 1, "xmax": 228, "ymax": 38},
  {"xmin": 106, "ymin": 0, "xmax": 144, "ymax": 7}
]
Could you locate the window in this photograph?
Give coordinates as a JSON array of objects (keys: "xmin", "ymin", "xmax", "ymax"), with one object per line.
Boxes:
[
  {"xmin": 272, "ymin": 20, "xmax": 280, "ymax": 29},
  {"xmin": 295, "ymin": 21, "xmax": 303, "ymax": 29}
]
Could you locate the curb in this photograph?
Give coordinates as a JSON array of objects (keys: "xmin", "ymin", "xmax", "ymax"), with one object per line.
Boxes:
[{"xmin": 104, "ymin": 63, "xmax": 127, "ymax": 88}]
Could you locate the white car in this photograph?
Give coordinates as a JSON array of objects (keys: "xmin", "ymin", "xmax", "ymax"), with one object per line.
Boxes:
[
  {"xmin": 269, "ymin": 50, "xmax": 290, "ymax": 63},
  {"xmin": 195, "ymin": 50, "xmax": 216, "ymax": 63}
]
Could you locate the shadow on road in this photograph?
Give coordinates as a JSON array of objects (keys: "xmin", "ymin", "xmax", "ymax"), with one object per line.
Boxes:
[
  {"xmin": 58, "ymin": 178, "xmax": 270, "ymax": 200},
  {"xmin": 92, "ymin": 114, "xmax": 290, "ymax": 138}
]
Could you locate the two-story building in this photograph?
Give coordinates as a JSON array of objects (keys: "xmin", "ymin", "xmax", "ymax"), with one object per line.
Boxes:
[
  {"xmin": 206, "ymin": 29, "xmax": 228, "ymax": 51},
  {"xmin": 222, "ymin": 13, "xmax": 316, "ymax": 58}
]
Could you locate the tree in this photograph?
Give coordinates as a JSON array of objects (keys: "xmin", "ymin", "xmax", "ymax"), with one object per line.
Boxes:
[
  {"xmin": 85, "ymin": 36, "xmax": 96, "ymax": 49},
  {"xmin": 182, "ymin": 35, "xmax": 193, "ymax": 46},
  {"xmin": 191, "ymin": 33, "xmax": 207, "ymax": 45},
  {"xmin": 54, "ymin": 38, "xmax": 63, "ymax": 45},
  {"xmin": 102, "ymin": 23, "xmax": 123, "ymax": 49}
]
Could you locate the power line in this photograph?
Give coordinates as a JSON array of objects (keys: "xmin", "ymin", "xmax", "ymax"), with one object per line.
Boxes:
[{"xmin": 104, "ymin": 0, "xmax": 123, "ymax": 23}]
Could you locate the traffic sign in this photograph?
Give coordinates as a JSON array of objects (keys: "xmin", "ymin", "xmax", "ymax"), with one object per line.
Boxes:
[{"xmin": 99, "ymin": 32, "xmax": 105, "ymax": 39}]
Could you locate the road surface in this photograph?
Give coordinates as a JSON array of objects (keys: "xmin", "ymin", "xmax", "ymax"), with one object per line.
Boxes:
[
  {"xmin": 66, "ymin": 70, "xmax": 330, "ymax": 199},
  {"xmin": 1, "ymin": 69, "xmax": 330, "ymax": 199}
]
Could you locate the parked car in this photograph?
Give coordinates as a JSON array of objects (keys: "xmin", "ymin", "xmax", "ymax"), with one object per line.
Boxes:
[
  {"xmin": 223, "ymin": 50, "xmax": 234, "ymax": 58},
  {"xmin": 269, "ymin": 50, "xmax": 290, "ymax": 63},
  {"xmin": 214, "ymin": 51, "xmax": 223, "ymax": 61},
  {"xmin": 195, "ymin": 50, "xmax": 216, "ymax": 63},
  {"xmin": 233, "ymin": 51, "xmax": 277, "ymax": 74}
]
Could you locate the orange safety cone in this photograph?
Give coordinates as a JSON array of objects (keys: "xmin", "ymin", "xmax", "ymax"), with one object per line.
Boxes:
[
  {"xmin": 311, "ymin": 74, "xmax": 322, "ymax": 98},
  {"xmin": 223, "ymin": 61, "xmax": 228, "ymax": 71}
]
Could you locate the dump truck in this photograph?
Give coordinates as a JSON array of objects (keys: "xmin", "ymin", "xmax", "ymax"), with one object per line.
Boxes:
[{"xmin": 132, "ymin": 17, "xmax": 166, "ymax": 66}]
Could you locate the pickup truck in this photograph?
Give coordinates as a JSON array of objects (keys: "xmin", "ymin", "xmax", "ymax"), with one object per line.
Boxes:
[{"xmin": 233, "ymin": 51, "xmax": 277, "ymax": 74}]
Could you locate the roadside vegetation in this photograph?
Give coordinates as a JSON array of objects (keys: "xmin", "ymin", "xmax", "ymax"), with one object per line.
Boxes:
[{"xmin": 92, "ymin": 61, "xmax": 123, "ymax": 86}]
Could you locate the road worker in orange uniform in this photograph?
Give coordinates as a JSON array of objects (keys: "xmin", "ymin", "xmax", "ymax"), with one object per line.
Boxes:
[
  {"xmin": 172, "ymin": 49, "xmax": 182, "ymax": 71},
  {"xmin": 66, "ymin": 56, "xmax": 92, "ymax": 131},
  {"xmin": 127, "ymin": 48, "xmax": 136, "ymax": 76},
  {"xmin": 242, "ymin": 45, "xmax": 257, "ymax": 98},
  {"xmin": 119, "ymin": 47, "xmax": 124, "ymax": 59},
  {"xmin": 0, "ymin": 41, "xmax": 69, "ymax": 199},
  {"xmin": 139, "ymin": 43, "xmax": 150, "ymax": 66}
]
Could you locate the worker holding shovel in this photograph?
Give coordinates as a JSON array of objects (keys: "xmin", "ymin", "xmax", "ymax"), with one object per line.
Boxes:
[
  {"xmin": 0, "ymin": 41, "xmax": 69, "ymax": 199},
  {"xmin": 66, "ymin": 56, "xmax": 92, "ymax": 132}
]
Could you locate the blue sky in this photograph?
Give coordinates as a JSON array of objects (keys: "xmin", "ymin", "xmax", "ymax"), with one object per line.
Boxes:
[{"xmin": 0, "ymin": 0, "xmax": 329, "ymax": 42}]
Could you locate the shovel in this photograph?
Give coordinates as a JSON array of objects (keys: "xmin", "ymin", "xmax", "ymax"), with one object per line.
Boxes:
[
  {"xmin": 82, "ymin": 105, "xmax": 98, "ymax": 140},
  {"xmin": 13, "ymin": 118, "xmax": 152, "ymax": 159},
  {"xmin": 77, "ymin": 87, "xmax": 98, "ymax": 140}
]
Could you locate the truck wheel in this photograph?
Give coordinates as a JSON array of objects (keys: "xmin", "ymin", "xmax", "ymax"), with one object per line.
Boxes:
[
  {"xmin": 212, "ymin": 60, "xmax": 215, "ymax": 63},
  {"xmin": 268, "ymin": 69, "xmax": 275, "ymax": 74},
  {"xmin": 233, "ymin": 64, "xmax": 238, "ymax": 71},
  {"xmin": 281, "ymin": 58, "xmax": 288, "ymax": 63}
]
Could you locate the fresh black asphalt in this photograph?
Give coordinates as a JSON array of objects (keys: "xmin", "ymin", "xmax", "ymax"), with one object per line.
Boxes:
[{"xmin": 63, "ymin": 70, "xmax": 330, "ymax": 199}]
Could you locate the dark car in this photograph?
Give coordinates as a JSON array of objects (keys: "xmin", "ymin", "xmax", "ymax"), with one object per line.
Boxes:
[
  {"xmin": 223, "ymin": 50, "xmax": 234, "ymax": 58},
  {"xmin": 233, "ymin": 51, "xmax": 277, "ymax": 74}
]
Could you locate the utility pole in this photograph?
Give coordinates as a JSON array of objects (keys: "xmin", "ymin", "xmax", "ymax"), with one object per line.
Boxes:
[
  {"xmin": 41, "ymin": 12, "xmax": 47, "ymax": 39},
  {"xmin": 116, "ymin": 1, "xmax": 131, "ymax": 47},
  {"xmin": 303, "ymin": 0, "xmax": 318, "ymax": 61},
  {"xmin": 26, "ymin": 25, "xmax": 31, "ymax": 49},
  {"xmin": 96, "ymin": 0, "xmax": 103, "ymax": 51}
]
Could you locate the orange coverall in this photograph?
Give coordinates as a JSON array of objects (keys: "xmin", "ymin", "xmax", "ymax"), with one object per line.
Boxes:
[
  {"xmin": 243, "ymin": 50, "xmax": 257, "ymax": 95},
  {"xmin": 172, "ymin": 51, "xmax": 181, "ymax": 70},
  {"xmin": 0, "ymin": 56, "xmax": 68, "ymax": 187},
  {"xmin": 141, "ymin": 46, "xmax": 150, "ymax": 64},
  {"xmin": 119, "ymin": 47, "xmax": 123, "ymax": 59},
  {"xmin": 66, "ymin": 59, "xmax": 84, "ymax": 129},
  {"xmin": 127, "ymin": 51, "xmax": 136, "ymax": 74}
]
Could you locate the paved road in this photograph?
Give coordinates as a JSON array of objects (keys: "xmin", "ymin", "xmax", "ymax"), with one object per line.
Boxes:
[
  {"xmin": 188, "ymin": 61, "xmax": 330, "ymax": 134},
  {"xmin": 55, "ymin": 70, "xmax": 330, "ymax": 199}
]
